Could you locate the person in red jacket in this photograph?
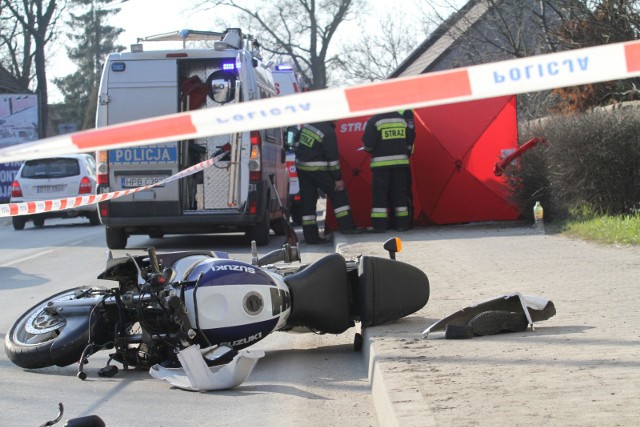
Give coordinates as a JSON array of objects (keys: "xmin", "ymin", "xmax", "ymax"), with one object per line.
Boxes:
[
  {"xmin": 294, "ymin": 121, "xmax": 362, "ymax": 244},
  {"xmin": 362, "ymin": 110, "xmax": 415, "ymax": 233}
]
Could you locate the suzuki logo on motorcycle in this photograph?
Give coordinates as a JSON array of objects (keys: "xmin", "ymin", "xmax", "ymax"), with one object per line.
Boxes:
[
  {"xmin": 212, "ymin": 264, "xmax": 256, "ymax": 274},
  {"xmin": 221, "ymin": 332, "xmax": 262, "ymax": 347}
]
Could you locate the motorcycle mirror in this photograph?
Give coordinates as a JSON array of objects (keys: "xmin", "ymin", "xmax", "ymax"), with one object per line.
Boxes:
[
  {"xmin": 104, "ymin": 250, "xmax": 113, "ymax": 265},
  {"xmin": 251, "ymin": 241, "xmax": 258, "ymax": 265},
  {"xmin": 383, "ymin": 237, "xmax": 402, "ymax": 260},
  {"xmin": 147, "ymin": 247, "xmax": 161, "ymax": 273},
  {"xmin": 39, "ymin": 402, "xmax": 63, "ymax": 427},
  {"xmin": 62, "ymin": 415, "xmax": 106, "ymax": 427}
]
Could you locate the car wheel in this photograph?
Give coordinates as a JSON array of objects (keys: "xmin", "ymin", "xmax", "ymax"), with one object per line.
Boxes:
[
  {"xmin": 88, "ymin": 210, "xmax": 101, "ymax": 226},
  {"xmin": 106, "ymin": 227, "xmax": 127, "ymax": 249},
  {"xmin": 12, "ymin": 217, "xmax": 26, "ymax": 230},
  {"xmin": 33, "ymin": 217, "xmax": 45, "ymax": 227}
]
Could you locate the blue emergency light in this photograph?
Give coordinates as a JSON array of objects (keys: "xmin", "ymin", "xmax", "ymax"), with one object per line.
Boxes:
[
  {"xmin": 222, "ymin": 62, "xmax": 235, "ymax": 71},
  {"xmin": 111, "ymin": 62, "xmax": 126, "ymax": 72},
  {"xmin": 275, "ymin": 64, "xmax": 293, "ymax": 71}
]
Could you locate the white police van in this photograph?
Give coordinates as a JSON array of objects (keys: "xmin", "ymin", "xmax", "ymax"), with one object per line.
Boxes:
[{"xmin": 95, "ymin": 29, "xmax": 289, "ymax": 249}]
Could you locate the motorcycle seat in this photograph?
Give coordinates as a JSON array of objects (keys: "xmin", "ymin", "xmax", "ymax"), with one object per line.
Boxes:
[{"xmin": 284, "ymin": 253, "xmax": 353, "ymax": 334}]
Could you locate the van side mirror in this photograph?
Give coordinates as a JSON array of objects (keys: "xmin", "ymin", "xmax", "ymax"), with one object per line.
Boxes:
[
  {"xmin": 209, "ymin": 78, "xmax": 234, "ymax": 104},
  {"xmin": 206, "ymin": 71, "xmax": 236, "ymax": 104}
]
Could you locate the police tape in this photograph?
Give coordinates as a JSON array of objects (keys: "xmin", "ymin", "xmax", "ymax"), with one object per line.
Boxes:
[
  {"xmin": 1, "ymin": 39, "xmax": 640, "ymax": 164},
  {"xmin": 0, "ymin": 156, "xmax": 218, "ymax": 218},
  {"xmin": 2, "ymin": 39, "xmax": 640, "ymax": 217}
]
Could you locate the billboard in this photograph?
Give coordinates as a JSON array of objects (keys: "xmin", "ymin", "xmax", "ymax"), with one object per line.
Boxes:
[{"xmin": 0, "ymin": 94, "xmax": 38, "ymax": 202}]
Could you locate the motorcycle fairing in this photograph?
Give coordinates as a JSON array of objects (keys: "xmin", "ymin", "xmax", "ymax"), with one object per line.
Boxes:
[
  {"xmin": 421, "ymin": 292, "xmax": 556, "ymax": 338},
  {"xmin": 199, "ymin": 318, "xmax": 279, "ymax": 349},
  {"xmin": 149, "ymin": 344, "xmax": 264, "ymax": 391},
  {"xmin": 185, "ymin": 259, "xmax": 276, "ymax": 286},
  {"xmin": 98, "ymin": 250, "xmax": 225, "ymax": 282}
]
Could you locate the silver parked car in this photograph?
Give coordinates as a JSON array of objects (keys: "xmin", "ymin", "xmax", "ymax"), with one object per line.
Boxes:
[{"xmin": 10, "ymin": 154, "xmax": 100, "ymax": 230}]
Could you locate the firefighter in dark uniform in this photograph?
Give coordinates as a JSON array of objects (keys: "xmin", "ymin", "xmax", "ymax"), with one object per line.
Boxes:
[
  {"xmin": 362, "ymin": 110, "xmax": 415, "ymax": 233},
  {"xmin": 294, "ymin": 121, "xmax": 361, "ymax": 244}
]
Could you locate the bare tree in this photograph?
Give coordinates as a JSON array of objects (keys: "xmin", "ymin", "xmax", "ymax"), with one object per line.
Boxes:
[
  {"xmin": 431, "ymin": 0, "xmax": 571, "ymax": 64},
  {"xmin": 422, "ymin": 0, "xmax": 640, "ymax": 117},
  {"xmin": 1, "ymin": 0, "xmax": 65, "ymax": 137},
  {"xmin": 195, "ymin": 0, "xmax": 363, "ymax": 90},
  {"xmin": 550, "ymin": 0, "xmax": 640, "ymax": 112},
  {"xmin": 333, "ymin": 8, "xmax": 430, "ymax": 84},
  {"xmin": 0, "ymin": 5, "xmax": 33, "ymax": 88}
]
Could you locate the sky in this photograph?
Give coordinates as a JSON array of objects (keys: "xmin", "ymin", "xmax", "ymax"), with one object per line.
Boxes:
[{"xmin": 48, "ymin": 0, "xmax": 465, "ymax": 102}]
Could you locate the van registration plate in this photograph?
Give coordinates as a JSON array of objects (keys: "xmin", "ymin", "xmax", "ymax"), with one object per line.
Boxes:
[{"xmin": 121, "ymin": 176, "xmax": 167, "ymax": 188}]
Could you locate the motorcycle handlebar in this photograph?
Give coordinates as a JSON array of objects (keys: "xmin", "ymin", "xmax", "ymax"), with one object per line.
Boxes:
[
  {"xmin": 256, "ymin": 244, "xmax": 300, "ymax": 266},
  {"xmin": 48, "ymin": 292, "xmax": 153, "ymax": 310}
]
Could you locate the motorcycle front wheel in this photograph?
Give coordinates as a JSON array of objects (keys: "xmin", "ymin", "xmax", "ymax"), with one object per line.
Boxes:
[{"xmin": 4, "ymin": 287, "xmax": 91, "ymax": 369}]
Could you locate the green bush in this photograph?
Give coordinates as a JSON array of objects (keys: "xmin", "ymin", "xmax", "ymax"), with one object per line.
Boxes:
[{"xmin": 509, "ymin": 107, "xmax": 640, "ymax": 220}]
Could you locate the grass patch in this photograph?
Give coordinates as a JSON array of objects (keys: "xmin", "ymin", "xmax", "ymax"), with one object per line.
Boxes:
[{"xmin": 561, "ymin": 212, "xmax": 640, "ymax": 246}]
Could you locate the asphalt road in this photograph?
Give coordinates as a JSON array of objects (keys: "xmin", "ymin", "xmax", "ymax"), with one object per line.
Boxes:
[{"xmin": 0, "ymin": 218, "xmax": 377, "ymax": 427}]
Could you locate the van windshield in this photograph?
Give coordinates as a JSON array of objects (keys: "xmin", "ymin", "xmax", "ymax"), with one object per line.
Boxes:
[{"xmin": 21, "ymin": 158, "xmax": 80, "ymax": 179}]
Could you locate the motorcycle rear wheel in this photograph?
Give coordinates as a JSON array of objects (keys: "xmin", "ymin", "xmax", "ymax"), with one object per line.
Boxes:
[{"xmin": 4, "ymin": 287, "xmax": 90, "ymax": 369}]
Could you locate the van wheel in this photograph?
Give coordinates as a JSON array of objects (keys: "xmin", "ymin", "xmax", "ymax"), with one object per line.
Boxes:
[
  {"xmin": 246, "ymin": 217, "xmax": 270, "ymax": 246},
  {"xmin": 88, "ymin": 210, "xmax": 101, "ymax": 226},
  {"xmin": 12, "ymin": 217, "xmax": 25, "ymax": 231},
  {"xmin": 33, "ymin": 217, "xmax": 45, "ymax": 227},
  {"xmin": 270, "ymin": 219, "xmax": 287, "ymax": 236},
  {"xmin": 106, "ymin": 227, "xmax": 127, "ymax": 249}
]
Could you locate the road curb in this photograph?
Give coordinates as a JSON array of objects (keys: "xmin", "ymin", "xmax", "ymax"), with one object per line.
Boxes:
[
  {"xmin": 362, "ymin": 327, "xmax": 436, "ymax": 427},
  {"xmin": 333, "ymin": 232, "xmax": 415, "ymax": 426}
]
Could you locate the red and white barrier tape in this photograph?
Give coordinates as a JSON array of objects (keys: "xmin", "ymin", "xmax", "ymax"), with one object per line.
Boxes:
[
  {"xmin": 2, "ymin": 40, "xmax": 640, "ymax": 217},
  {"xmin": 1, "ymin": 40, "xmax": 640, "ymax": 163},
  {"xmin": 0, "ymin": 156, "xmax": 218, "ymax": 218}
]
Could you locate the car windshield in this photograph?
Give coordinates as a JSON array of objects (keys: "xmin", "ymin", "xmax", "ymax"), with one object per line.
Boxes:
[{"xmin": 21, "ymin": 158, "xmax": 80, "ymax": 179}]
